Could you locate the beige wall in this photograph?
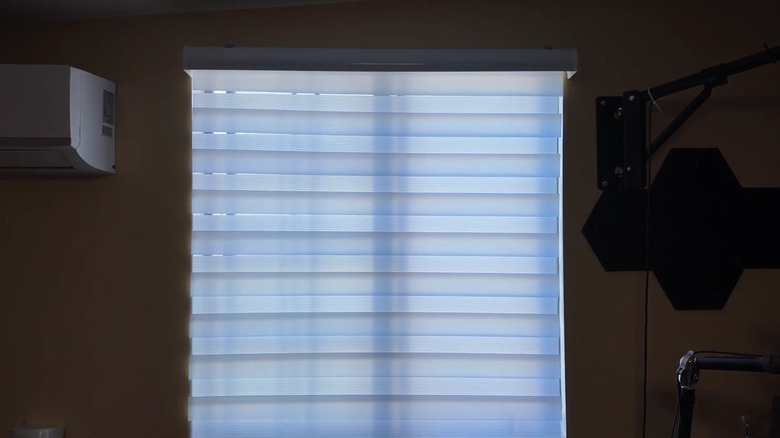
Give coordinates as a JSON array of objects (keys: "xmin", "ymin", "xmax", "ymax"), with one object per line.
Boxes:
[{"xmin": 1, "ymin": 1, "xmax": 779, "ymax": 437}]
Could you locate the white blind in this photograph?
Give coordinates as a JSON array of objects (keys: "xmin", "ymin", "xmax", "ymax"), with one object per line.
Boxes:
[{"xmin": 190, "ymin": 68, "xmax": 565, "ymax": 438}]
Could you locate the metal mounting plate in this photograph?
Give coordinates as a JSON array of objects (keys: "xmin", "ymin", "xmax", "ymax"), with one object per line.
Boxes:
[{"xmin": 595, "ymin": 96, "xmax": 624, "ymax": 190}]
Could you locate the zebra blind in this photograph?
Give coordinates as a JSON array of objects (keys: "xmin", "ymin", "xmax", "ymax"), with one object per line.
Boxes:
[{"xmin": 189, "ymin": 67, "xmax": 566, "ymax": 438}]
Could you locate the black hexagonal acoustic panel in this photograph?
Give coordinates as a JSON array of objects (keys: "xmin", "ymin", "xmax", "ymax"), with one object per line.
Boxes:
[{"xmin": 583, "ymin": 148, "xmax": 780, "ymax": 310}]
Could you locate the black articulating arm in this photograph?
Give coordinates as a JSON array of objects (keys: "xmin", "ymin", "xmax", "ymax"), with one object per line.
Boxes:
[
  {"xmin": 597, "ymin": 45, "xmax": 780, "ymax": 191},
  {"xmin": 674, "ymin": 351, "xmax": 780, "ymax": 438}
]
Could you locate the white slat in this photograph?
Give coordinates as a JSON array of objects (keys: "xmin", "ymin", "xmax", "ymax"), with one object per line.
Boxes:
[
  {"xmin": 190, "ymin": 314, "xmax": 561, "ymax": 338},
  {"xmin": 189, "ymin": 397, "xmax": 564, "ymax": 421},
  {"xmin": 191, "ymin": 419, "xmax": 564, "ymax": 438},
  {"xmin": 192, "ymin": 174, "xmax": 559, "ymax": 194},
  {"xmin": 191, "ymin": 132, "xmax": 560, "ymax": 154},
  {"xmin": 189, "ymin": 354, "xmax": 563, "ymax": 379},
  {"xmin": 192, "ymin": 214, "xmax": 557, "ymax": 234},
  {"xmin": 191, "ymin": 295, "xmax": 559, "ymax": 314},
  {"xmin": 193, "ymin": 108, "xmax": 562, "ymax": 137},
  {"xmin": 191, "ymin": 232, "xmax": 559, "ymax": 257},
  {"xmin": 192, "ymin": 192, "xmax": 560, "ymax": 216},
  {"xmin": 193, "ymin": 92, "xmax": 561, "ymax": 114},
  {"xmin": 192, "ymin": 335, "xmax": 560, "ymax": 356},
  {"xmin": 190, "ymin": 272, "xmax": 561, "ymax": 297},
  {"xmin": 191, "ymin": 254, "xmax": 559, "ymax": 274},
  {"xmin": 191, "ymin": 149, "xmax": 561, "ymax": 177},
  {"xmin": 191, "ymin": 70, "xmax": 564, "ymax": 96},
  {"xmin": 191, "ymin": 376, "xmax": 560, "ymax": 397}
]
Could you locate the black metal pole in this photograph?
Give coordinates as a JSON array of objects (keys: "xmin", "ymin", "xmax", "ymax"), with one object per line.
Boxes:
[
  {"xmin": 648, "ymin": 86, "xmax": 712, "ymax": 156},
  {"xmin": 675, "ymin": 387, "xmax": 696, "ymax": 438},
  {"xmin": 694, "ymin": 355, "xmax": 776, "ymax": 373},
  {"xmin": 643, "ymin": 46, "xmax": 780, "ymax": 101}
]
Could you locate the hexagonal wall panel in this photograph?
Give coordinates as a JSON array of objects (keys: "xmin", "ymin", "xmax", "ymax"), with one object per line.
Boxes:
[
  {"xmin": 584, "ymin": 148, "xmax": 780, "ymax": 310},
  {"xmin": 648, "ymin": 148, "xmax": 743, "ymax": 310}
]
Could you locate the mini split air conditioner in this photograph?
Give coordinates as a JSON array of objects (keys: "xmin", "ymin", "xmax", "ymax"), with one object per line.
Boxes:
[{"xmin": 0, "ymin": 64, "xmax": 115, "ymax": 175}]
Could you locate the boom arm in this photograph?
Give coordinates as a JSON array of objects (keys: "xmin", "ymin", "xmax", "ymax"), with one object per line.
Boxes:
[
  {"xmin": 597, "ymin": 45, "xmax": 780, "ymax": 190},
  {"xmin": 674, "ymin": 351, "xmax": 780, "ymax": 438}
]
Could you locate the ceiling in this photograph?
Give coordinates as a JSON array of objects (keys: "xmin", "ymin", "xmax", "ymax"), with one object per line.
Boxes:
[{"xmin": 0, "ymin": 0, "xmax": 372, "ymax": 21}]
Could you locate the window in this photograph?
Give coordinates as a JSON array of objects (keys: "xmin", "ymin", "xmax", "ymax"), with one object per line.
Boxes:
[{"xmin": 187, "ymin": 48, "xmax": 574, "ymax": 438}]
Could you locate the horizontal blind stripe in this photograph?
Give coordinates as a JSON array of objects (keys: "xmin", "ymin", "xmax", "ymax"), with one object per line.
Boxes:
[
  {"xmin": 193, "ymin": 93, "xmax": 561, "ymax": 114},
  {"xmin": 192, "ymin": 214, "xmax": 557, "ymax": 234},
  {"xmin": 191, "ymin": 295, "xmax": 558, "ymax": 315},
  {"xmin": 192, "ymin": 174, "xmax": 558, "ymax": 194},
  {"xmin": 191, "ymin": 149, "xmax": 561, "ymax": 177},
  {"xmin": 189, "ymin": 354, "xmax": 562, "ymax": 379},
  {"xmin": 192, "ymin": 335, "xmax": 560, "ymax": 356},
  {"xmin": 191, "ymin": 377, "xmax": 560, "ymax": 397},
  {"xmin": 190, "ymin": 314, "xmax": 560, "ymax": 338},
  {"xmin": 191, "ymin": 232, "xmax": 559, "ymax": 257},
  {"xmin": 192, "ymin": 255, "xmax": 559, "ymax": 274},
  {"xmin": 189, "ymin": 397, "xmax": 563, "ymax": 421},
  {"xmin": 192, "ymin": 133, "xmax": 560, "ymax": 154},
  {"xmin": 192, "ymin": 192, "xmax": 560, "ymax": 216},
  {"xmin": 193, "ymin": 108, "xmax": 562, "ymax": 137},
  {"xmin": 190, "ymin": 419, "xmax": 564, "ymax": 438},
  {"xmin": 190, "ymin": 272, "xmax": 561, "ymax": 297},
  {"xmin": 191, "ymin": 70, "xmax": 564, "ymax": 96}
]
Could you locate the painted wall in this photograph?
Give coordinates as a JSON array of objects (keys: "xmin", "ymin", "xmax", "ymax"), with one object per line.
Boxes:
[{"xmin": 1, "ymin": 1, "xmax": 779, "ymax": 437}]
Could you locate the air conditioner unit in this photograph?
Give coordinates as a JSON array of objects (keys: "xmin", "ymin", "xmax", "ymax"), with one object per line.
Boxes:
[{"xmin": 0, "ymin": 64, "xmax": 115, "ymax": 175}]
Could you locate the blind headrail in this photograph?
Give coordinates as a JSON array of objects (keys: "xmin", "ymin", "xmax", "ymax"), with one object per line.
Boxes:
[{"xmin": 183, "ymin": 47, "xmax": 577, "ymax": 76}]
